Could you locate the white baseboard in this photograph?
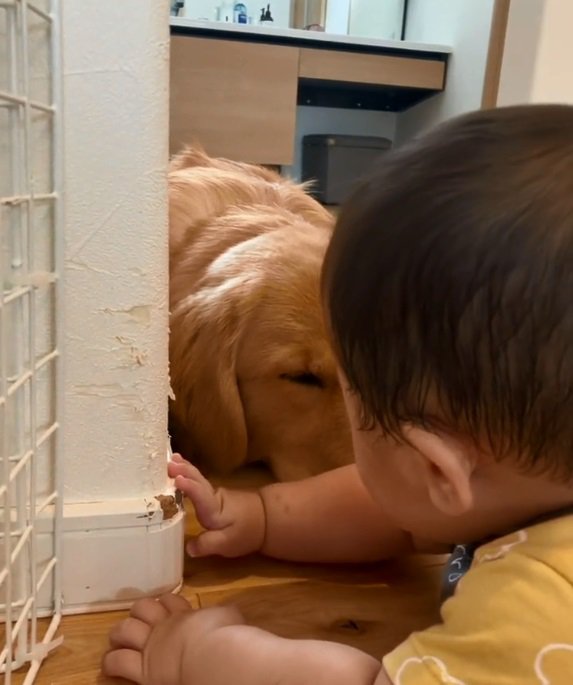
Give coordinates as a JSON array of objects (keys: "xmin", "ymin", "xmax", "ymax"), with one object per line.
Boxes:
[{"xmin": 37, "ymin": 496, "xmax": 185, "ymax": 615}]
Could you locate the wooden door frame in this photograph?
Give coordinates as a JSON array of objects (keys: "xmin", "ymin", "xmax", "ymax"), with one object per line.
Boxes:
[{"xmin": 481, "ymin": 0, "xmax": 512, "ymax": 108}]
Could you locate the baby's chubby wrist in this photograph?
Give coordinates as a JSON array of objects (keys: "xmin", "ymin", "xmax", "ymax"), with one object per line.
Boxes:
[
  {"xmin": 218, "ymin": 486, "xmax": 267, "ymax": 556},
  {"xmin": 245, "ymin": 488, "xmax": 267, "ymax": 553}
]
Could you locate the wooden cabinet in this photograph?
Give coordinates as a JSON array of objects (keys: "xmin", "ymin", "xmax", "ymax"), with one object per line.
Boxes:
[
  {"xmin": 169, "ymin": 31, "xmax": 448, "ymax": 166},
  {"xmin": 170, "ymin": 36, "xmax": 300, "ymax": 165},
  {"xmin": 299, "ymin": 48, "xmax": 444, "ymax": 90}
]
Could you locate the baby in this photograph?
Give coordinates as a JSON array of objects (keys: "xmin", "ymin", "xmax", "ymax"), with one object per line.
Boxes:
[{"xmin": 103, "ymin": 104, "xmax": 573, "ymax": 684}]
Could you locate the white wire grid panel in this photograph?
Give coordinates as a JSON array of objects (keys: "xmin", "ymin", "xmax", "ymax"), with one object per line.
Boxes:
[{"xmin": 0, "ymin": 0, "xmax": 64, "ymax": 682}]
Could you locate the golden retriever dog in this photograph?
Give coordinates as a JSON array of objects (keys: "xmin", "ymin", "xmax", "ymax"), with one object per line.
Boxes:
[{"xmin": 168, "ymin": 146, "xmax": 352, "ymax": 482}]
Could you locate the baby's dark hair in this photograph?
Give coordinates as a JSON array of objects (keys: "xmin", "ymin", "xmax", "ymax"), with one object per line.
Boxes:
[{"xmin": 322, "ymin": 105, "xmax": 573, "ymax": 478}]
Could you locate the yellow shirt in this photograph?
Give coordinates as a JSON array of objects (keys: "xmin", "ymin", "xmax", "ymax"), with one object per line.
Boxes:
[{"xmin": 383, "ymin": 514, "xmax": 573, "ymax": 684}]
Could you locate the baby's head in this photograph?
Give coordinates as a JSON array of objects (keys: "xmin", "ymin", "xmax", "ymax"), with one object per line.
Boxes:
[{"xmin": 322, "ymin": 105, "xmax": 573, "ymax": 545}]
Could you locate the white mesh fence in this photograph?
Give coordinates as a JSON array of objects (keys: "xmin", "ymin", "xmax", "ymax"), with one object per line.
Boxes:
[{"xmin": 0, "ymin": 0, "xmax": 64, "ymax": 682}]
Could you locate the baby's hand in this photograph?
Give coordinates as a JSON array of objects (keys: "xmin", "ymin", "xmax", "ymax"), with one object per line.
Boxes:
[
  {"xmin": 168, "ymin": 454, "xmax": 266, "ymax": 558},
  {"xmin": 102, "ymin": 594, "xmax": 245, "ymax": 684}
]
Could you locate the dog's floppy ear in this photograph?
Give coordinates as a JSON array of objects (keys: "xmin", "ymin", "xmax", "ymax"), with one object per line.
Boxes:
[
  {"xmin": 169, "ymin": 143, "xmax": 211, "ymax": 172},
  {"xmin": 169, "ymin": 278, "xmax": 249, "ymax": 475}
]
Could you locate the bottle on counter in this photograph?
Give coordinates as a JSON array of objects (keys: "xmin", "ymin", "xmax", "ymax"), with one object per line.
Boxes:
[
  {"xmin": 259, "ymin": 3, "xmax": 274, "ymax": 24},
  {"xmin": 234, "ymin": 1, "xmax": 248, "ymax": 24}
]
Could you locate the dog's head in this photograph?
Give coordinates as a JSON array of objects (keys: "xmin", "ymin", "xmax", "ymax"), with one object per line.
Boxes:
[{"xmin": 169, "ymin": 202, "xmax": 352, "ymax": 481}]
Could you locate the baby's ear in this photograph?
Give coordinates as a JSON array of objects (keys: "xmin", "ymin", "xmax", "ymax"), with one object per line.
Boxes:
[{"xmin": 405, "ymin": 426, "xmax": 476, "ymax": 516}]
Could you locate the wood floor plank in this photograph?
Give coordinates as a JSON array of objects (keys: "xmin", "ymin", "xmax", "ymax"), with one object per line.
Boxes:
[
  {"xmin": 197, "ymin": 569, "xmax": 442, "ymax": 658},
  {"xmin": 14, "ymin": 554, "xmax": 443, "ymax": 683}
]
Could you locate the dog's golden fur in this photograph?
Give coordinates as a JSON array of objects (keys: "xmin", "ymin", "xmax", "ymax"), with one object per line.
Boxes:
[{"xmin": 168, "ymin": 147, "xmax": 352, "ymax": 481}]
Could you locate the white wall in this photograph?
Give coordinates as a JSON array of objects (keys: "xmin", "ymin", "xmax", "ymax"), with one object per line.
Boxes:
[
  {"xmin": 396, "ymin": 0, "xmax": 495, "ymax": 142},
  {"xmin": 62, "ymin": 0, "xmax": 171, "ymax": 502},
  {"xmin": 531, "ymin": 0, "xmax": 573, "ymax": 102},
  {"xmin": 495, "ymin": 0, "xmax": 544, "ymax": 106},
  {"xmin": 498, "ymin": 0, "xmax": 573, "ymax": 105},
  {"xmin": 283, "ymin": 106, "xmax": 397, "ymax": 181}
]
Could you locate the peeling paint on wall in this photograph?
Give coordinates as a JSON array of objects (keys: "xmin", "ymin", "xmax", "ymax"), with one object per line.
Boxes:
[{"xmin": 101, "ymin": 304, "xmax": 153, "ymax": 325}]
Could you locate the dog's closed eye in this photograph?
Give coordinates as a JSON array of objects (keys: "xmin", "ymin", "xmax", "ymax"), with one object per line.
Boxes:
[{"xmin": 280, "ymin": 372, "xmax": 324, "ymax": 389}]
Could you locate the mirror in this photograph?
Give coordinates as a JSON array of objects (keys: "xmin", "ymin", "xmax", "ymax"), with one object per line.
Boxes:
[
  {"xmin": 173, "ymin": 0, "xmax": 407, "ymax": 42},
  {"xmin": 346, "ymin": 0, "xmax": 406, "ymax": 41}
]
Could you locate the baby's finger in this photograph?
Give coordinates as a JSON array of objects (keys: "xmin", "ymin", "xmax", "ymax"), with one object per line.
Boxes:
[
  {"xmin": 130, "ymin": 597, "xmax": 169, "ymax": 626},
  {"xmin": 167, "ymin": 459, "xmax": 209, "ymax": 484},
  {"xmin": 194, "ymin": 605, "xmax": 246, "ymax": 631},
  {"xmin": 187, "ymin": 528, "xmax": 238, "ymax": 558},
  {"xmin": 167, "ymin": 461, "xmax": 190, "ymax": 480},
  {"xmin": 158, "ymin": 592, "xmax": 192, "ymax": 615},
  {"xmin": 109, "ymin": 617, "xmax": 150, "ymax": 651},
  {"xmin": 174, "ymin": 475, "xmax": 223, "ymax": 530},
  {"xmin": 102, "ymin": 648, "xmax": 143, "ymax": 683}
]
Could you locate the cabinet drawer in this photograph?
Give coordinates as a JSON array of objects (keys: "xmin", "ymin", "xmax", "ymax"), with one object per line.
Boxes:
[{"xmin": 299, "ymin": 47, "xmax": 445, "ymax": 90}]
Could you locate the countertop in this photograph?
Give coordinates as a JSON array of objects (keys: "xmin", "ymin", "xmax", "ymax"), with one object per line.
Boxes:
[{"xmin": 170, "ymin": 17, "xmax": 452, "ymax": 58}]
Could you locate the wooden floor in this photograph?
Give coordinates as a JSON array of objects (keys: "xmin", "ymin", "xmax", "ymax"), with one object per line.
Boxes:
[{"xmin": 11, "ymin": 471, "xmax": 445, "ymax": 684}]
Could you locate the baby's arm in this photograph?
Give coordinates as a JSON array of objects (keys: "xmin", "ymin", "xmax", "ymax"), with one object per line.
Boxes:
[
  {"xmin": 260, "ymin": 464, "xmax": 412, "ymax": 562},
  {"xmin": 181, "ymin": 621, "xmax": 393, "ymax": 685},
  {"xmin": 169, "ymin": 455, "xmax": 413, "ymax": 563},
  {"xmin": 103, "ymin": 594, "xmax": 394, "ymax": 685}
]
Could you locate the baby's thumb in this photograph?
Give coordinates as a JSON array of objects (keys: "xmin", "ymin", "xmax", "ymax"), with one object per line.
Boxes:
[{"xmin": 186, "ymin": 528, "xmax": 237, "ymax": 558}]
